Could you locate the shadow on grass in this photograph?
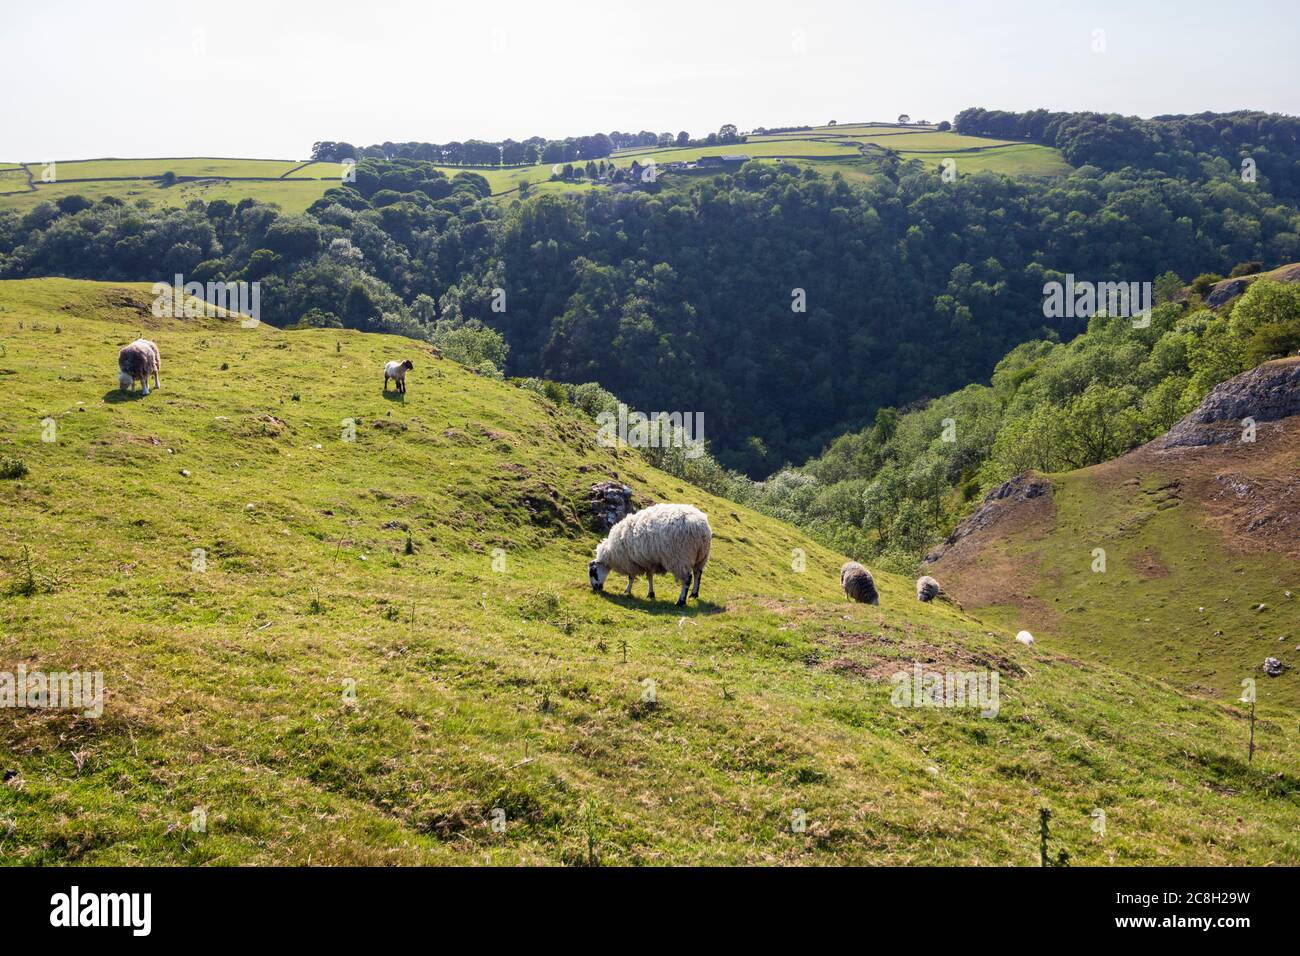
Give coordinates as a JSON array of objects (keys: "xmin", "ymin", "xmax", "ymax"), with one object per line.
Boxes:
[
  {"xmin": 597, "ymin": 591, "xmax": 724, "ymax": 617},
  {"xmin": 102, "ymin": 389, "xmax": 148, "ymax": 404},
  {"xmin": 381, "ymin": 390, "xmax": 406, "ymax": 403}
]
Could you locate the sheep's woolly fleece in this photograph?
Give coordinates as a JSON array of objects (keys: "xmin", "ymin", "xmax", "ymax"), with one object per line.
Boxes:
[
  {"xmin": 593, "ymin": 503, "xmax": 712, "ymax": 587},
  {"xmin": 841, "ymin": 561, "xmax": 879, "ymax": 604},
  {"xmin": 118, "ymin": 338, "xmax": 160, "ymax": 390},
  {"xmin": 118, "ymin": 339, "xmax": 159, "ymax": 378}
]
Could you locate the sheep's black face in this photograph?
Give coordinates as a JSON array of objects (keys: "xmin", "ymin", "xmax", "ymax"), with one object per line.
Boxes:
[{"xmin": 588, "ymin": 561, "xmax": 608, "ymax": 592}]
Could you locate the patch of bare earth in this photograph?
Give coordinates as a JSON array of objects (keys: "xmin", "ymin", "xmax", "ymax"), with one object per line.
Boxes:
[
  {"xmin": 1131, "ymin": 418, "xmax": 1300, "ymax": 560},
  {"xmin": 813, "ymin": 627, "xmax": 1025, "ymax": 683},
  {"xmin": 923, "ymin": 474, "xmax": 1058, "ymax": 623},
  {"xmin": 1129, "ymin": 547, "xmax": 1170, "ymax": 579}
]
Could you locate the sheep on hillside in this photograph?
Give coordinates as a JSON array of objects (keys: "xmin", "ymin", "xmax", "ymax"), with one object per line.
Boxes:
[
  {"xmin": 916, "ymin": 575, "xmax": 942, "ymax": 602},
  {"xmin": 118, "ymin": 338, "xmax": 161, "ymax": 395},
  {"xmin": 384, "ymin": 359, "xmax": 414, "ymax": 394},
  {"xmin": 588, "ymin": 503, "xmax": 711, "ymax": 606},
  {"xmin": 841, "ymin": 562, "xmax": 879, "ymax": 605}
]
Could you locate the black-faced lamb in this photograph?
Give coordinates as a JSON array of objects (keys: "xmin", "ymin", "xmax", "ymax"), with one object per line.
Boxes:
[
  {"xmin": 384, "ymin": 359, "xmax": 414, "ymax": 394},
  {"xmin": 588, "ymin": 503, "xmax": 712, "ymax": 606},
  {"xmin": 841, "ymin": 561, "xmax": 879, "ymax": 605},
  {"xmin": 118, "ymin": 338, "xmax": 161, "ymax": 395},
  {"xmin": 916, "ymin": 575, "xmax": 942, "ymax": 602}
]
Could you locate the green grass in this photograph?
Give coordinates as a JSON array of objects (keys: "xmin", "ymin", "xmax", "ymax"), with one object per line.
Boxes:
[
  {"xmin": 290, "ymin": 161, "xmax": 353, "ymax": 180},
  {"xmin": 34, "ymin": 158, "xmax": 307, "ymax": 180},
  {"xmin": 610, "ymin": 127, "xmax": 1070, "ymax": 180},
  {"xmin": 0, "ymin": 278, "xmax": 1294, "ymax": 865},
  {"xmin": 612, "ymin": 140, "xmax": 862, "ymax": 164},
  {"xmin": 0, "ymin": 158, "xmax": 335, "ymax": 215},
  {"xmin": 0, "ymin": 169, "xmax": 30, "ymax": 193},
  {"xmin": 0, "ymin": 176, "xmax": 336, "ymax": 215},
  {"xmin": 840, "ymin": 131, "xmax": 1020, "ymax": 150},
  {"xmin": 897, "ymin": 143, "xmax": 1074, "ymax": 176},
  {"xmin": 968, "ymin": 465, "xmax": 1300, "ymax": 710}
]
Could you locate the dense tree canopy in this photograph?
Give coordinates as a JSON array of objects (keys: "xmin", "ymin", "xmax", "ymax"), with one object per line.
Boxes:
[{"xmin": 954, "ymin": 107, "xmax": 1300, "ymax": 199}]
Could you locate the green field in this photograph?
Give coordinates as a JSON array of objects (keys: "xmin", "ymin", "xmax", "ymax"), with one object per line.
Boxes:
[
  {"xmin": 0, "ymin": 158, "xmax": 342, "ymax": 215},
  {"xmin": 291, "ymin": 161, "xmax": 353, "ymax": 180},
  {"xmin": 0, "ymin": 277, "xmax": 1294, "ymax": 865},
  {"xmin": 613, "ymin": 139, "xmax": 862, "ymax": 163},
  {"xmin": 0, "ymin": 121, "xmax": 1071, "ymax": 218},
  {"xmin": 897, "ymin": 143, "xmax": 1073, "ymax": 176},
  {"xmin": 32, "ymin": 158, "xmax": 308, "ymax": 180},
  {"xmin": 612, "ymin": 124, "xmax": 1070, "ymax": 180},
  {"xmin": 0, "ymin": 156, "xmax": 598, "ymax": 214},
  {"xmin": 0, "ymin": 169, "xmax": 30, "ymax": 192},
  {"xmin": 0, "ymin": 175, "xmax": 336, "ymax": 215}
]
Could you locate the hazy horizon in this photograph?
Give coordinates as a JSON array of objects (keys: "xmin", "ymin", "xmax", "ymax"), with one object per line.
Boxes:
[{"xmin": 4, "ymin": 0, "xmax": 1300, "ymax": 161}]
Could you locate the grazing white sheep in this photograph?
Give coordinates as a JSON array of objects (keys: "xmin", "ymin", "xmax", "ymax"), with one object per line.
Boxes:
[
  {"xmin": 1016, "ymin": 630, "xmax": 1035, "ymax": 646},
  {"xmin": 916, "ymin": 575, "xmax": 942, "ymax": 602},
  {"xmin": 841, "ymin": 561, "xmax": 879, "ymax": 605},
  {"xmin": 588, "ymin": 503, "xmax": 712, "ymax": 606},
  {"xmin": 383, "ymin": 359, "xmax": 414, "ymax": 394},
  {"xmin": 117, "ymin": 338, "xmax": 161, "ymax": 395}
]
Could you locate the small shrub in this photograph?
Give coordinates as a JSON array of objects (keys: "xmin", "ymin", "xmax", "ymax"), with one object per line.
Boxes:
[
  {"xmin": 0, "ymin": 456, "xmax": 27, "ymax": 480},
  {"xmin": 1190, "ymin": 273, "xmax": 1224, "ymax": 296},
  {"xmin": 6, "ymin": 546, "xmax": 63, "ymax": 596},
  {"xmin": 541, "ymin": 380, "xmax": 568, "ymax": 405}
]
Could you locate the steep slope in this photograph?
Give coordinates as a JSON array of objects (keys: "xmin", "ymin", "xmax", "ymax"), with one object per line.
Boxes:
[
  {"xmin": 0, "ymin": 279, "xmax": 1296, "ymax": 865},
  {"xmin": 1198, "ymin": 262, "xmax": 1300, "ymax": 309},
  {"xmin": 926, "ymin": 358, "xmax": 1300, "ymax": 708}
]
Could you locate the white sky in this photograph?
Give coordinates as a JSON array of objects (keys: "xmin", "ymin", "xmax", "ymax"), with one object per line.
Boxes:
[{"xmin": 3, "ymin": 0, "xmax": 1298, "ymax": 161}]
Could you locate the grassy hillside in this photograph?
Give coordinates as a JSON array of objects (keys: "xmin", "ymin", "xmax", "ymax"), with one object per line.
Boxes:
[
  {"xmin": 612, "ymin": 124, "xmax": 1070, "ymax": 179},
  {"xmin": 927, "ymin": 383, "xmax": 1300, "ymax": 710},
  {"xmin": 0, "ymin": 158, "xmax": 340, "ymax": 215},
  {"xmin": 0, "ymin": 157, "xmax": 602, "ymax": 213},
  {"xmin": 0, "ymin": 279, "xmax": 1295, "ymax": 865}
]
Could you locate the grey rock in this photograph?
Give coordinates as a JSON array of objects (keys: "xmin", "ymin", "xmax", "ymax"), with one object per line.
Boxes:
[
  {"xmin": 588, "ymin": 481, "xmax": 638, "ymax": 532},
  {"xmin": 924, "ymin": 474, "xmax": 1052, "ymax": 564},
  {"xmin": 1205, "ymin": 278, "xmax": 1249, "ymax": 309},
  {"xmin": 1158, "ymin": 358, "xmax": 1300, "ymax": 449}
]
